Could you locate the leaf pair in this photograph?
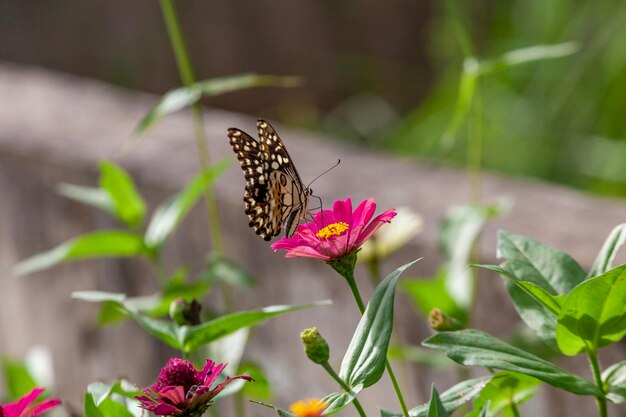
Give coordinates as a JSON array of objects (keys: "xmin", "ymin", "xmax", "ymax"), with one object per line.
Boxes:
[
  {"xmin": 478, "ymin": 227, "xmax": 626, "ymax": 356},
  {"xmin": 73, "ymin": 291, "xmax": 330, "ymax": 355},
  {"xmin": 14, "ymin": 161, "xmax": 228, "ymax": 276}
]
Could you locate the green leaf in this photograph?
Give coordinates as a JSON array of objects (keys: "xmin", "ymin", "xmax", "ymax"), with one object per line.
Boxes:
[
  {"xmin": 201, "ymin": 254, "xmax": 255, "ymax": 288},
  {"xmin": 476, "ymin": 402, "xmax": 492, "ymax": 417},
  {"xmin": 497, "ymin": 230, "xmax": 586, "ymax": 295},
  {"xmin": 97, "ymin": 301, "xmax": 129, "ymax": 325},
  {"xmin": 144, "ymin": 162, "xmax": 228, "ymax": 249},
  {"xmin": 478, "ymin": 263, "xmax": 559, "ymax": 350},
  {"xmin": 387, "ymin": 345, "xmax": 456, "ymax": 369},
  {"xmin": 602, "ymin": 360, "xmax": 626, "ymax": 403},
  {"xmin": 339, "ymin": 260, "xmax": 418, "ymax": 387},
  {"xmin": 86, "ymin": 381, "xmax": 139, "ymax": 417},
  {"xmin": 322, "ymin": 384, "xmax": 364, "ymax": 415},
  {"xmin": 478, "ymin": 42, "xmax": 579, "ymax": 75},
  {"xmin": 439, "ymin": 204, "xmax": 504, "ymax": 310},
  {"xmin": 380, "ymin": 377, "xmax": 490, "ymax": 417},
  {"xmin": 1, "ymin": 359, "xmax": 37, "ymax": 400},
  {"xmin": 239, "ymin": 362, "xmax": 273, "ymax": 401},
  {"xmin": 99, "ymin": 161, "xmax": 146, "ymax": 228},
  {"xmin": 589, "ymin": 224, "xmax": 626, "ymax": 278},
  {"xmin": 423, "ymin": 329, "xmax": 599, "ymax": 395},
  {"xmin": 426, "ymin": 385, "xmax": 449, "ymax": 417},
  {"xmin": 402, "ymin": 269, "xmax": 466, "ymax": 324},
  {"xmin": 57, "ymin": 183, "xmax": 114, "ymax": 214},
  {"xmin": 180, "ymin": 301, "xmax": 331, "ymax": 353},
  {"xmin": 475, "ymin": 264, "xmax": 562, "ymax": 315},
  {"xmin": 97, "ymin": 398, "xmax": 136, "ymax": 417},
  {"xmin": 84, "ymin": 392, "xmax": 104, "ymax": 417},
  {"xmin": 74, "ymin": 292, "xmax": 331, "ymax": 354},
  {"xmin": 132, "ymin": 74, "xmax": 301, "ymax": 138},
  {"xmin": 14, "ymin": 231, "xmax": 147, "ymax": 276},
  {"xmin": 466, "ymin": 372, "xmax": 540, "ymax": 417},
  {"xmin": 556, "ymin": 263, "xmax": 626, "ymax": 355}
]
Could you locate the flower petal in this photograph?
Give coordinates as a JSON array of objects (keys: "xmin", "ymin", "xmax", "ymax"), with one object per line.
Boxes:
[
  {"xmin": 150, "ymin": 403, "xmax": 182, "ymax": 415},
  {"xmin": 332, "ymin": 197, "xmax": 353, "ymax": 224},
  {"xmin": 354, "ymin": 209, "xmax": 397, "ymax": 248},
  {"xmin": 203, "ymin": 361, "xmax": 227, "ymax": 389},
  {"xmin": 25, "ymin": 398, "xmax": 61, "ymax": 416},
  {"xmin": 209, "ymin": 375, "xmax": 254, "ymax": 398},
  {"xmin": 3, "ymin": 387, "xmax": 45, "ymax": 416},
  {"xmin": 285, "ymin": 246, "xmax": 331, "ymax": 261}
]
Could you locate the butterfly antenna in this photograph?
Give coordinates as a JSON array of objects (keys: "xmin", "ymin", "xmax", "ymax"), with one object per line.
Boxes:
[{"xmin": 306, "ymin": 159, "xmax": 341, "ymax": 189}]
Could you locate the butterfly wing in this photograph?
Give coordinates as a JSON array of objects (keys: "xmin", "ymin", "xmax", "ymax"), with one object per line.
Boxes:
[{"xmin": 227, "ymin": 119, "xmax": 309, "ymax": 240}]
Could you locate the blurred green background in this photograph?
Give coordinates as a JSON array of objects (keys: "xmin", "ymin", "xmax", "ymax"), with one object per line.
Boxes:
[{"xmin": 2, "ymin": 0, "xmax": 625, "ymax": 195}]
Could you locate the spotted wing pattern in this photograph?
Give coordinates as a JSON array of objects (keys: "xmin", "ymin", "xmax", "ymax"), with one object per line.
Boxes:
[{"xmin": 227, "ymin": 119, "xmax": 310, "ymax": 241}]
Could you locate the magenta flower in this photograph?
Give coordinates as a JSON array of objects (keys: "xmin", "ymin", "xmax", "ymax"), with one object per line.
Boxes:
[
  {"xmin": 0, "ymin": 387, "xmax": 60, "ymax": 417},
  {"xmin": 136, "ymin": 358, "xmax": 252, "ymax": 417},
  {"xmin": 271, "ymin": 197, "xmax": 397, "ymax": 262}
]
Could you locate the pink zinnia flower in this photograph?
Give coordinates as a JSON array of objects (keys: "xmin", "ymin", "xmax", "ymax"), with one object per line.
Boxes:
[
  {"xmin": 0, "ymin": 387, "xmax": 60, "ymax": 417},
  {"xmin": 271, "ymin": 197, "xmax": 397, "ymax": 262},
  {"xmin": 136, "ymin": 358, "xmax": 252, "ymax": 417}
]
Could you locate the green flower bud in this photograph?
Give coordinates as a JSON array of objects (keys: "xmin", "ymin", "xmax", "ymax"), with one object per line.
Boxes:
[
  {"xmin": 428, "ymin": 308, "xmax": 463, "ymax": 332},
  {"xmin": 169, "ymin": 298, "xmax": 187, "ymax": 325},
  {"xmin": 169, "ymin": 298, "xmax": 202, "ymax": 326},
  {"xmin": 300, "ymin": 327, "xmax": 330, "ymax": 364}
]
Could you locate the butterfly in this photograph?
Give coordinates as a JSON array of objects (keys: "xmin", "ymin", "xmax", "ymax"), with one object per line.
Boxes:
[{"xmin": 227, "ymin": 119, "xmax": 311, "ymax": 241}]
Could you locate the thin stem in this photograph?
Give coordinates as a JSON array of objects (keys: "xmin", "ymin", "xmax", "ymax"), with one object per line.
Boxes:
[
  {"xmin": 159, "ymin": 0, "xmax": 232, "ymax": 311},
  {"xmin": 509, "ymin": 401, "xmax": 521, "ymax": 417},
  {"xmin": 468, "ymin": 82, "xmax": 483, "ymax": 205},
  {"xmin": 321, "ymin": 362, "xmax": 368, "ymax": 417},
  {"xmin": 587, "ymin": 350, "xmax": 608, "ymax": 417},
  {"xmin": 339, "ymin": 264, "xmax": 410, "ymax": 417},
  {"xmin": 158, "ymin": 0, "xmax": 225, "ymax": 257}
]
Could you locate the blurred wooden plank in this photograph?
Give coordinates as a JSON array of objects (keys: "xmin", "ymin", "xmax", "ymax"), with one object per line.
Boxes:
[{"xmin": 1, "ymin": 64, "xmax": 624, "ymax": 416}]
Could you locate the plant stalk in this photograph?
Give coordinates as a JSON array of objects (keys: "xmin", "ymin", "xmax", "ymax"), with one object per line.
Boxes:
[
  {"xmin": 159, "ymin": 0, "xmax": 233, "ymax": 312},
  {"xmin": 321, "ymin": 362, "xmax": 368, "ymax": 417},
  {"xmin": 588, "ymin": 350, "xmax": 608, "ymax": 417}
]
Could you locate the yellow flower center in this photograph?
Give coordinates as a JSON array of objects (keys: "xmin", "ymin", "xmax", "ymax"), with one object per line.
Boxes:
[
  {"xmin": 316, "ymin": 222, "xmax": 349, "ymax": 239},
  {"xmin": 290, "ymin": 399, "xmax": 327, "ymax": 417}
]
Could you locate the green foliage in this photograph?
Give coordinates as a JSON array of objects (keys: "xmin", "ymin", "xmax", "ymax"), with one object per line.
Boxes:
[
  {"xmin": 13, "ymin": 231, "xmax": 147, "ymax": 276},
  {"xmin": 201, "ymin": 254, "xmax": 255, "ymax": 288},
  {"xmin": 602, "ymin": 361, "xmax": 626, "ymax": 403},
  {"xmin": 1, "ymin": 359, "xmax": 37, "ymax": 400},
  {"xmin": 404, "ymin": 204, "xmax": 503, "ymax": 326},
  {"xmin": 466, "ymin": 372, "xmax": 540, "ymax": 417},
  {"xmin": 589, "ymin": 224, "xmax": 626, "ymax": 278},
  {"xmin": 426, "ymin": 385, "xmax": 449, "ymax": 417},
  {"xmin": 423, "ymin": 329, "xmax": 599, "ymax": 395},
  {"xmin": 99, "ymin": 161, "xmax": 146, "ymax": 228},
  {"xmin": 339, "ymin": 260, "xmax": 416, "ymax": 388},
  {"xmin": 239, "ymin": 362, "xmax": 273, "ymax": 401},
  {"xmin": 73, "ymin": 291, "xmax": 330, "ymax": 355},
  {"xmin": 144, "ymin": 161, "xmax": 228, "ymax": 250},
  {"xmin": 381, "ymin": 377, "xmax": 490, "ymax": 417},
  {"xmin": 84, "ymin": 380, "xmax": 141, "ymax": 417},
  {"xmin": 322, "ymin": 385, "xmax": 364, "ymax": 415},
  {"xmin": 57, "ymin": 183, "xmax": 114, "ymax": 215},
  {"xmin": 556, "ymin": 264, "xmax": 626, "ymax": 355},
  {"xmin": 132, "ymin": 74, "xmax": 301, "ymax": 139}
]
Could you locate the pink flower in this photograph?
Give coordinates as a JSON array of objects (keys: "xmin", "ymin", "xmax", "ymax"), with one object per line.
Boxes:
[
  {"xmin": 0, "ymin": 387, "xmax": 60, "ymax": 417},
  {"xmin": 136, "ymin": 358, "xmax": 252, "ymax": 417},
  {"xmin": 272, "ymin": 197, "xmax": 397, "ymax": 262}
]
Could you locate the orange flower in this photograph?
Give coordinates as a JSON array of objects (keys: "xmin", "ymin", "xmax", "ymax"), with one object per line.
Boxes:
[{"xmin": 289, "ymin": 399, "xmax": 327, "ymax": 417}]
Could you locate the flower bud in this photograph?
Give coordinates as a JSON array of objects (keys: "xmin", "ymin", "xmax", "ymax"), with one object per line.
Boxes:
[
  {"xmin": 428, "ymin": 308, "xmax": 462, "ymax": 331},
  {"xmin": 169, "ymin": 298, "xmax": 187, "ymax": 325},
  {"xmin": 300, "ymin": 327, "xmax": 330, "ymax": 364},
  {"xmin": 169, "ymin": 299, "xmax": 202, "ymax": 326}
]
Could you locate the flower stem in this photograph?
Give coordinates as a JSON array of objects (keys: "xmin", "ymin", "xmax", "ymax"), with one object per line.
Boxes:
[
  {"xmin": 331, "ymin": 255, "xmax": 410, "ymax": 417},
  {"xmin": 321, "ymin": 362, "xmax": 368, "ymax": 417},
  {"xmin": 587, "ymin": 350, "xmax": 608, "ymax": 417},
  {"xmin": 158, "ymin": 0, "xmax": 233, "ymax": 312}
]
